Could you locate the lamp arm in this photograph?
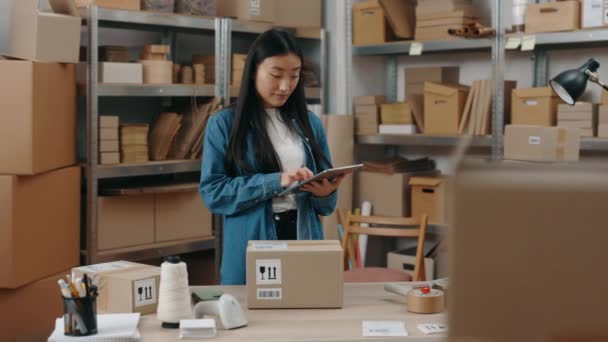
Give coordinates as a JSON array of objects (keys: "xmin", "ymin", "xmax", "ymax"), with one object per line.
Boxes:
[{"xmin": 585, "ymin": 70, "xmax": 608, "ymax": 91}]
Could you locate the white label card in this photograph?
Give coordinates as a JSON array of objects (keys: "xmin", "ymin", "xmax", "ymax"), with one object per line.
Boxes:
[
  {"xmin": 529, "ymin": 136, "xmax": 542, "ymax": 145},
  {"xmin": 133, "ymin": 277, "xmax": 157, "ymax": 307},
  {"xmin": 505, "ymin": 37, "xmax": 522, "ymax": 50},
  {"xmin": 255, "ymin": 259, "xmax": 282, "ymax": 284},
  {"xmin": 250, "ymin": 242, "xmax": 288, "ymax": 251},
  {"xmin": 409, "ymin": 42, "xmax": 423, "ymax": 56},
  {"xmin": 249, "ymin": 0, "xmax": 261, "ymax": 16},
  {"xmin": 417, "ymin": 323, "xmax": 448, "ymax": 335},
  {"xmin": 521, "ymin": 35, "xmax": 536, "ymax": 51},
  {"xmin": 257, "ymin": 288, "xmax": 282, "ymax": 300},
  {"xmin": 362, "ymin": 321, "xmax": 408, "ymax": 337}
]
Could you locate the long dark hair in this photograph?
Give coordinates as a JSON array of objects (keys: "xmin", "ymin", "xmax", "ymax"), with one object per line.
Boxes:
[{"xmin": 225, "ymin": 29, "xmax": 330, "ymax": 175}]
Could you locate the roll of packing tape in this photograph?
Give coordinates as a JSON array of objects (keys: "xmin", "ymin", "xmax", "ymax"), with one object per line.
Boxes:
[
  {"xmin": 141, "ymin": 60, "xmax": 173, "ymax": 84},
  {"xmin": 406, "ymin": 288, "xmax": 445, "ymax": 314}
]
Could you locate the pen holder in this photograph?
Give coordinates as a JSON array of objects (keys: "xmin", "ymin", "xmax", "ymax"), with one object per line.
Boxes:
[{"xmin": 63, "ymin": 295, "xmax": 98, "ymax": 336}]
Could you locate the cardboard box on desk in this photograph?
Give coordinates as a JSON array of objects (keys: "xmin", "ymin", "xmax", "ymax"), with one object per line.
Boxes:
[
  {"xmin": 525, "ymin": 0, "xmax": 580, "ymax": 33},
  {"xmin": 0, "ymin": 269, "xmax": 68, "ymax": 341},
  {"xmin": 423, "ymin": 82, "xmax": 469, "ymax": 135},
  {"xmin": 504, "ymin": 125, "xmax": 580, "ymax": 162},
  {"xmin": 217, "ymin": 0, "xmax": 275, "ymax": 23},
  {"xmin": 0, "ymin": 60, "xmax": 76, "ymax": 175},
  {"xmin": 246, "ymin": 241, "xmax": 343, "ymax": 309},
  {"xmin": 0, "ymin": 167, "xmax": 80, "ymax": 289},
  {"xmin": 73, "ymin": 261, "xmax": 161, "ymax": 315},
  {"xmin": 75, "ymin": 0, "xmax": 141, "ymax": 10},
  {"xmin": 9, "ymin": 0, "xmax": 81, "ymax": 63},
  {"xmin": 511, "ymin": 87, "xmax": 560, "ymax": 126},
  {"xmin": 450, "ymin": 161, "xmax": 608, "ymax": 342},
  {"xmin": 410, "ymin": 176, "xmax": 446, "ymax": 225}
]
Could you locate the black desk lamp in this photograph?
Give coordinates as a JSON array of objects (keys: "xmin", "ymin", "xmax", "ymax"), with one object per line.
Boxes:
[{"xmin": 549, "ymin": 58, "xmax": 608, "ymax": 105}]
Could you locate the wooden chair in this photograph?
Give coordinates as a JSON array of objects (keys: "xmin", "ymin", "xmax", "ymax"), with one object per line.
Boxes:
[{"xmin": 338, "ymin": 209, "xmax": 428, "ymax": 283}]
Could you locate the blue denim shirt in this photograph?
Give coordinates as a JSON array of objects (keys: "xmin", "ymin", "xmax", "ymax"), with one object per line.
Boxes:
[{"xmin": 199, "ymin": 108, "xmax": 338, "ymax": 285}]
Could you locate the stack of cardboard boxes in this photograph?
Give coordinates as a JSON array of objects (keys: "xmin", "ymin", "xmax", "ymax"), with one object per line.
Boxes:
[
  {"xmin": 354, "ymin": 95, "xmax": 385, "ymax": 135},
  {"xmin": 505, "ymin": 87, "xmax": 581, "ymax": 162},
  {"xmin": 140, "ymin": 45, "xmax": 172, "ymax": 85},
  {"xmin": 379, "ymin": 103, "xmax": 416, "ymax": 134},
  {"xmin": 557, "ymin": 102, "xmax": 597, "ymax": 137},
  {"xmin": 415, "ymin": 0, "xmax": 478, "ymax": 41},
  {"xmin": 599, "ymin": 104, "xmax": 608, "ymax": 137},
  {"xmin": 120, "ymin": 124, "xmax": 150, "ymax": 164},
  {"xmin": 99, "ymin": 116, "xmax": 120, "ymax": 165},
  {"xmin": 192, "ymin": 54, "xmax": 247, "ymax": 85},
  {"xmin": 0, "ymin": 1, "xmax": 82, "ymax": 340}
]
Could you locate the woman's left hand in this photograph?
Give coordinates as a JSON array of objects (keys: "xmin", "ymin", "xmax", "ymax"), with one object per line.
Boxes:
[{"xmin": 300, "ymin": 175, "xmax": 345, "ymax": 198}]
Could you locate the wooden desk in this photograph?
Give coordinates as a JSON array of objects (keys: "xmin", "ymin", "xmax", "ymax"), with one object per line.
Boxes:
[{"xmin": 140, "ymin": 283, "xmax": 447, "ymax": 341}]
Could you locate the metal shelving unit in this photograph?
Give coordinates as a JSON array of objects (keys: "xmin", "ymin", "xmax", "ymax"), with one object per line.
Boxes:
[
  {"xmin": 345, "ymin": 1, "xmax": 608, "ymax": 159},
  {"xmin": 97, "ymin": 84, "xmax": 217, "ymax": 97}
]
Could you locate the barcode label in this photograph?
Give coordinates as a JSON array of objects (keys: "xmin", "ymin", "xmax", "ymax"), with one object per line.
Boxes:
[
  {"xmin": 529, "ymin": 136, "xmax": 541, "ymax": 145},
  {"xmin": 257, "ymin": 288, "xmax": 282, "ymax": 300}
]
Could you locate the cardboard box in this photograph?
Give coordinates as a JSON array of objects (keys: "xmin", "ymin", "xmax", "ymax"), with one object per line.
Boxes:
[
  {"xmin": 423, "ymin": 82, "xmax": 469, "ymax": 135},
  {"xmin": 557, "ymin": 102, "xmax": 597, "ymax": 137},
  {"xmin": 246, "ymin": 241, "xmax": 343, "ymax": 309},
  {"xmin": 0, "ymin": 269, "xmax": 68, "ymax": 341},
  {"xmin": 599, "ymin": 105, "xmax": 608, "ymax": 137},
  {"xmin": 100, "ymin": 115, "xmax": 119, "ymax": 128},
  {"xmin": 525, "ymin": 1, "xmax": 581, "ymax": 33},
  {"xmin": 353, "ymin": 0, "xmax": 394, "ymax": 46},
  {"xmin": 75, "ymin": 0, "xmax": 141, "ymax": 10},
  {"xmin": 97, "ymin": 195, "xmax": 155, "ymax": 250},
  {"xmin": 450, "ymin": 161, "xmax": 608, "ymax": 342},
  {"xmin": 582, "ymin": 0, "xmax": 607, "ymax": 28},
  {"xmin": 320, "ymin": 115, "xmax": 354, "ymax": 241},
  {"xmin": 73, "ymin": 261, "xmax": 161, "ymax": 315},
  {"xmin": 10, "ymin": 0, "xmax": 81, "ymax": 63},
  {"xmin": 100, "ymin": 127, "xmax": 119, "ymax": 140},
  {"xmin": 602, "ymin": 90, "xmax": 608, "ymax": 105},
  {"xmin": 355, "ymin": 112, "xmax": 380, "ymax": 135},
  {"xmin": 379, "ymin": 124, "xmax": 417, "ymax": 134},
  {"xmin": 381, "ymin": 102, "xmax": 413, "ymax": 124},
  {"xmin": 99, "ymin": 62, "xmax": 143, "ymax": 84},
  {"xmin": 356, "ymin": 171, "xmax": 414, "ymax": 217},
  {"xmin": 217, "ymin": 0, "xmax": 276, "ymax": 23},
  {"xmin": 405, "ymin": 67, "xmax": 459, "ymax": 129},
  {"xmin": 511, "ymin": 87, "xmax": 560, "ymax": 126},
  {"xmin": 387, "ymin": 248, "xmax": 435, "ymax": 281},
  {"xmin": 354, "ymin": 95, "xmax": 386, "ymax": 106},
  {"xmin": 0, "ymin": 167, "xmax": 80, "ymax": 289},
  {"xmin": 410, "ymin": 176, "xmax": 446, "ymax": 224},
  {"xmin": 275, "ymin": 0, "xmax": 320, "ymax": 28},
  {"xmin": 379, "ymin": 0, "xmax": 416, "ymax": 39},
  {"xmin": 156, "ymin": 191, "xmax": 213, "ymax": 242},
  {"xmin": 416, "ymin": 0, "xmax": 476, "ymax": 16},
  {"xmin": 0, "ymin": 61, "xmax": 76, "ymax": 175},
  {"xmin": 99, "ymin": 152, "xmax": 120, "ymax": 165},
  {"xmin": 504, "ymin": 125, "xmax": 580, "ymax": 162},
  {"xmin": 99, "ymin": 140, "xmax": 120, "ymax": 153}
]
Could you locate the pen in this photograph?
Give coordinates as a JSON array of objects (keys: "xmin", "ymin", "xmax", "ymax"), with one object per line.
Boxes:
[
  {"xmin": 57, "ymin": 279, "xmax": 72, "ymax": 298},
  {"xmin": 82, "ymin": 274, "xmax": 90, "ymax": 297}
]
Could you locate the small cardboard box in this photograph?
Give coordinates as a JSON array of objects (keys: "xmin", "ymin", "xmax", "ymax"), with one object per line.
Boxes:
[
  {"xmin": 246, "ymin": 241, "xmax": 343, "ymax": 309},
  {"xmin": 450, "ymin": 161, "xmax": 608, "ymax": 342},
  {"xmin": 0, "ymin": 60, "xmax": 76, "ymax": 175},
  {"xmin": 511, "ymin": 87, "xmax": 560, "ymax": 126},
  {"xmin": 381, "ymin": 102, "xmax": 413, "ymax": 124},
  {"xmin": 73, "ymin": 261, "xmax": 161, "ymax": 315},
  {"xmin": 354, "ymin": 95, "xmax": 386, "ymax": 106},
  {"xmin": 504, "ymin": 125, "xmax": 580, "ymax": 162},
  {"xmin": 355, "ymin": 113, "xmax": 380, "ymax": 135},
  {"xmin": 100, "ymin": 115, "xmax": 119, "ymax": 128},
  {"xmin": 410, "ymin": 176, "xmax": 446, "ymax": 224},
  {"xmin": 97, "ymin": 195, "xmax": 155, "ymax": 250},
  {"xmin": 100, "ymin": 62, "xmax": 143, "ymax": 84},
  {"xmin": 423, "ymin": 82, "xmax": 469, "ymax": 135},
  {"xmin": 75, "ymin": 0, "xmax": 141, "ymax": 10},
  {"xmin": 525, "ymin": 1, "xmax": 581, "ymax": 33},
  {"xmin": 0, "ymin": 269, "xmax": 68, "ymax": 341},
  {"xmin": 155, "ymin": 191, "xmax": 213, "ymax": 242},
  {"xmin": 582, "ymin": 0, "xmax": 607, "ymax": 28},
  {"xmin": 353, "ymin": 0, "xmax": 394, "ymax": 46},
  {"xmin": 10, "ymin": 0, "xmax": 81, "ymax": 63},
  {"xmin": 217, "ymin": 0, "xmax": 276, "ymax": 23},
  {"xmin": 379, "ymin": 0, "xmax": 416, "ymax": 39},
  {"xmin": 356, "ymin": 171, "xmax": 414, "ymax": 217},
  {"xmin": 387, "ymin": 246, "xmax": 436, "ymax": 281},
  {"xmin": 0, "ymin": 167, "xmax": 80, "ymax": 289},
  {"xmin": 275, "ymin": 0, "xmax": 321, "ymax": 28}
]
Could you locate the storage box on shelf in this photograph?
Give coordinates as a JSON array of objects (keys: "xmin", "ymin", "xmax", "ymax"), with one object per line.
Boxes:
[
  {"xmin": 504, "ymin": 125, "xmax": 580, "ymax": 162},
  {"xmin": 557, "ymin": 102, "xmax": 597, "ymax": 137},
  {"xmin": 597, "ymin": 105, "xmax": 608, "ymax": 137},
  {"xmin": 511, "ymin": 87, "xmax": 560, "ymax": 127},
  {"xmin": 424, "ymin": 82, "xmax": 469, "ymax": 135},
  {"xmin": 582, "ymin": 0, "xmax": 608, "ymax": 28},
  {"xmin": 99, "ymin": 116, "xmax": 120, "ymax": 165},
  {"xmin": 352, "ymin": 0, "xmax": 394, "ymax": 46},
  {"xmin": 525, "ymin": 0, "xmax": 581, "ymax": 33},
  {"xmin": 75, "ymin": 0, "xmax": 140, "ymax": 10},
  {"xmin": 410, "ymin": 176, "xmax": 446, "ymax": 225},
  {"xmin": 354, "ymin": 95, "xmax": 386, "ymax": 135},
  {"xmin": 218, "ymin": 0, "xmax": 276, "ymax": 23}
]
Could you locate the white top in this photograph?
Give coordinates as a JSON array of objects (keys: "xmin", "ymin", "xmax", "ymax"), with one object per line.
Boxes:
[{"xmin": 265, "ymin": 108, "xmax": 305, "ymax": 213}]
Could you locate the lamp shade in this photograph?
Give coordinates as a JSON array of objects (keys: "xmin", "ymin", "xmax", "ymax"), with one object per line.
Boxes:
[{"xmin": 549, "ymin": 58, "xmax": 600, "ymax": 105}]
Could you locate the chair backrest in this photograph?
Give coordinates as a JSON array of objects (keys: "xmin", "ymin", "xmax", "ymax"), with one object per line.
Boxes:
[{"xmin": 337, "ymin": 209, "xmax": 429, "ymax": 281}]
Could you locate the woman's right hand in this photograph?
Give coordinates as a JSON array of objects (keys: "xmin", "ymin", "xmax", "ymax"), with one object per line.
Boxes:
[{"xmin": 280, "ymin": 167, "xmax": 314, "ymax": 187}]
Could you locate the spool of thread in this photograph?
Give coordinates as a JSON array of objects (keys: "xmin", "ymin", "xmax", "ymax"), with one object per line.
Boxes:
[
  {"xmin": 173, "ymin": 64, "xmax": 181, "ymax": 84},
  {"xmin": 181, "ymin": 66, "xmax": 193, "ymax": 84},
  {"xmin": 193, "ymin": 64, "xmax": 205, "ymax": 85},
  {"xmin": 157, "ymin": 256, "xmax": 192, "ymax": 328},
  {"xmin": 406, "ymin": 288, "xmax": 445, "ymax": 314}
]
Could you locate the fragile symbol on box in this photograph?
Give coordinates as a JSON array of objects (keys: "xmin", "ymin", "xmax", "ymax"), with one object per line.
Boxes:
[
  {"xmin": 256, "ymin": 259, "xmax": 282, "ymax": 285},
  {"xmin": 133, "ymin": 277, "xmax": 157, "ymax": 307}
]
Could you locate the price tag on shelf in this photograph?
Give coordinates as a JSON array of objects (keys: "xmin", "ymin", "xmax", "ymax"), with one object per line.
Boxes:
[
  {"xmin": 505, "ymin": 37, "xmax": 522, "ymax": 50},
  {"xmin": 409, "ymin": 42, "xmax": 423, "ymax": 56},
  {"xmin": 521, "ymin": 35, "xmax": 536, "ymax": 51}
]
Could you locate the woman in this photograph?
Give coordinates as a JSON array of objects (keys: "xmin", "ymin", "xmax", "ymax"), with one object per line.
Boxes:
[{"xmin": 199, "ymin": 29, "xmax": 344, "ymax": 285}]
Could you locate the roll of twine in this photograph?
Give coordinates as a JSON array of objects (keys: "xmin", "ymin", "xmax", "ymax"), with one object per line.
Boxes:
[{"xmin": 157, "ymin": 261, "xmax": 192, "ymax": 326}]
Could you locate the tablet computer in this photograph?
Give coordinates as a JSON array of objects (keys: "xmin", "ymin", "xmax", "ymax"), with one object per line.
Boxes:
[{"xmin": 276, "ymin": 164, "xmax": 364, "ymax": 197}]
